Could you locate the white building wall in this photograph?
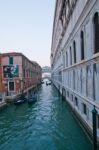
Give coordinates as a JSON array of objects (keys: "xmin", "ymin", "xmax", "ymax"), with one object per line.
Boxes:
[{"xmin": 51, "ymin": 0, "xmax": 99, "ymax": 140}]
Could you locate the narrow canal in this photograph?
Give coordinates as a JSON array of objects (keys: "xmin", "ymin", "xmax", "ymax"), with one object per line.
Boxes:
[{"xmin": 0, "ymin": 79, "xmax": 92, "ymax": 150}]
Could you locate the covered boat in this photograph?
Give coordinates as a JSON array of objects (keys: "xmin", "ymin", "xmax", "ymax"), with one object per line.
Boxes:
[{"xmin": 28, "ymin": 94, "xmax": 37, "ymax": 104}]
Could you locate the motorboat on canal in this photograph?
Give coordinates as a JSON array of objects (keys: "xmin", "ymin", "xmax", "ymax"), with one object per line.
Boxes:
[
  {"xmin": 48, "ymin": 82, "xmax": 51, "ymax": 85},
  {"xmin": 46, "ymin": 81, "xmax": 51, "ymax": 86},
  {"xmin": 46, "ymin": 81, "xmax": 48, "ymax": 86},
  {"xmin": 41, "ymin": 80, "xmax": 44, "ymax": 84}
]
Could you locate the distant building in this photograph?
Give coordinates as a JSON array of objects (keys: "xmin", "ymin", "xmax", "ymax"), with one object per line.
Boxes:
[
  {"xmin": 0, "ymin": 54, "xmax": 3, "ymax": 101},
  {"xmin": 0, "ymin": 52, "xmax": 42, "ymax": 99},
  {"xmin": 51, "ymin": 0, "xmax": 99, "ymax": 141}
]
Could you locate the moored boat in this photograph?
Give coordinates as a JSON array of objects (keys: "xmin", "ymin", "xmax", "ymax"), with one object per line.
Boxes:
[
  {"xmin": 14, "ymin": 99, "xmax": 25, "ymax": 105},
  {"xmin": 28, "ymin": 94, "xmax": 37, "ymax": 104},
  {"xmin": 14, "ymin": 94, "xmax": 27, "ymax": 105}
]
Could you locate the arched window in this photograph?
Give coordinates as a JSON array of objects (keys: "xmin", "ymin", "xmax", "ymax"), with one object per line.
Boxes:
[
  {"xmin": 70, "ymin": 46, "xmax": 72, "ymax": 65},
  {"xmin": 73, "ymin": 41, "xmax": 76, "ymax": 63},
  {"xmin": 93, "ymin": 12, "xmax": 99, "ymax": 53},
  {"xmin": 81, "ymin": 31, "xmax": 84, "ymax": 60},
  {"xmin": 66, "ymin": 51, "xmax": 68, "ymax": 67}
]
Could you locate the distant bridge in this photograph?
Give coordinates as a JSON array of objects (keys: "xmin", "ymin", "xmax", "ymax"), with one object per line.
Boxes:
[
  {"xmin": 42, "ymin": 66, "xmax": 51, "ymax": 73},
  {"xmin": 42, "ymin": 73, "xmax": 51, "ymax": 80},
  {"xmin": 42, "ymin": 76, "xmax": 51, "ymax": 80}
]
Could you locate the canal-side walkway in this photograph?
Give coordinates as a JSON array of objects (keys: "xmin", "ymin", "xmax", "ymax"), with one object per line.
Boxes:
[{"xmin": 0, "ymin": 79, "xmax": 92, "ymax": 150}]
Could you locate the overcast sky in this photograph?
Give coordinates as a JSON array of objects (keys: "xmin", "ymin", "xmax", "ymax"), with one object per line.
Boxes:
[{"xmin": 0, "ymin": 0, "xmax": 55, "ymax": 67}]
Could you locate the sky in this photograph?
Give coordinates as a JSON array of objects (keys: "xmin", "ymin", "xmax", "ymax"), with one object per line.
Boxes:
[{"xmin": 0, "ymin": 0, "xmax": 55, "ymax": 67}]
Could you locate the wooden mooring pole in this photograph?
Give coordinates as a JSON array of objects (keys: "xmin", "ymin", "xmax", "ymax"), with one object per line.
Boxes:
[{"xmin": 92, "ymin": 105, "xmax": 97, "ymax": 150}]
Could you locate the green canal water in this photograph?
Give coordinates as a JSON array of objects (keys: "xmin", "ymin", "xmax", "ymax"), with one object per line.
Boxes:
[{"xmin": 0, "ymin": 80, "xmax": 92, "ymax": 150}]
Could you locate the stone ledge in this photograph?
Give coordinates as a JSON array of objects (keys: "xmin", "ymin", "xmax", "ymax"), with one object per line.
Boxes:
[{"xmin": 0, "ymin": 101, "xmax": 7, "ymax": 109}]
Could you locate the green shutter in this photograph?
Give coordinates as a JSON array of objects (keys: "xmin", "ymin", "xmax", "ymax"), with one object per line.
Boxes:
[{"xmin": 9, "ymin": 57, "xmax": 13, "ymax": 65}]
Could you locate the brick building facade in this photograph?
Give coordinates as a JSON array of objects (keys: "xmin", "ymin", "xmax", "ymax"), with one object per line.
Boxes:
[{"xmin": 0, "ymin": 52, "xmax": 42, "ymax": 98}]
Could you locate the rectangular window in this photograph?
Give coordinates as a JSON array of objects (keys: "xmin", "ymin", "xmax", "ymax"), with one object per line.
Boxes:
[
  {"xmin": 9, "ymin": 57, "xmax": 13, "ymax": 65},
  {"xmin": 73, "ymin": 70, "xmax": 75, "ymax": 90},
  {"xmin": 83, "ymin": 103, "xmax": 87, "ymax": 115},
  {"xmin": 66, "ymin": 52, "xmax": 68, "ymax": 67},
  {"xmin": 71, "ymin": 94, "xmax": 73, "ymax": 101},
  {"xmin": 75, "ymin": 97, "xmax": 78, "ymax": 107},
  {"xmin": 67, "ymin": 91, "xmax": 69, "ymax": 98},
  {"xmin": 9, "ymin": 81, "xmax": 14, "ymax": 91}
]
